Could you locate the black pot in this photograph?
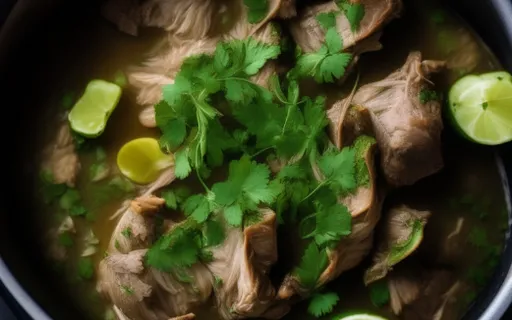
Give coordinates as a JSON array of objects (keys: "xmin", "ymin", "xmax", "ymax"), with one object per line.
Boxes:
[{"xmin": 0, "ymin": 0, "xmax": 510, "ymax": 319}]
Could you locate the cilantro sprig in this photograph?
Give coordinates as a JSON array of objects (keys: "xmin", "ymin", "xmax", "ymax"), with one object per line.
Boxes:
[
  {"xmin": 291, "ymin": 27, "xmax": 353, "ymax": 83},
  {"xmin": 156, "ymin": 37, "xmax": 281, "ymax": 179}
]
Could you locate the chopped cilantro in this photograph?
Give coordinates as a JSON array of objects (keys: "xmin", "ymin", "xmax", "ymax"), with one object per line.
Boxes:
[
  {"xmin": 156, "ymin": 37, "xmax": 280, "ymax": 178},
  {"xmin": 317, "ymin": 147, "xmax": 357, "ymax": 194},
  {"xmin": 291, "ymin": 27, "xmax": 353, "ymax": 83},
  {"xmin": 161, "ymin": 187, "xmax": 191, "ymax": 210},
  {"xmin": 243, "ymin": 0, "xmax": 269, "ymax": 24},
  {"xmin": 419, "ymin": 89, "xmax": 441, "ymax": 104},
  {"xmin": 211, "ymin": 156, "xmax": 282, "ymax": 226},
  {"xmin": 369, "ymin": 280, "xmax": 390, "ymax": 308},
  {"xmin": 121, "ymin": 227, "xmax": 132, "ymax": 238},
  {"xmin": 146, "ymin": 225, "xmax": 203, "ymax": 272},
  {"xmin": 120, "ymin": 285, "xmax": 134, "ymax": 295},
  {"xmin": 39, "ymin": 171, "xmax": 67, "ymax": 204},
  {"xmin": 305, "ymin": 202, "xmax": 352, "ymax": 247},
  {"xmin": 307, "ymin": 291, "xmax": 340, "ymax": 317},
  {"xmin": 316, "ymin": 12, "xmax": 338, "ymax": 30},
  {"xmin": 57, "ymin": 232, "xmax": 74, "ymax": 248},
  {"xmin": 336, "ymin": 0, "xmax": 366, "ymax": 32},
  {"xmin": 295, "ymin": 242, "xmax": 328, "ymax": 289},
  {"xmin": 78, "ymin": 258, "xmax": 94, "ymax": 280}
]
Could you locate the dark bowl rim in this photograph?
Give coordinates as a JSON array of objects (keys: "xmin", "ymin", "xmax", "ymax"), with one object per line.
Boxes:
[{"xmin": 0, "ymin": 1, "xmax": 511, "ymax": 320}]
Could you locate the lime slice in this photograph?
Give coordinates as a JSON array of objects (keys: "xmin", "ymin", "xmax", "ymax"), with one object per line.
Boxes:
[
  {"xmin": 448, "ymin": 71, "xmax": 512, "ymax": 145},
  {"xmin": 68, "ymin": 80, "xmax": 122, "ymax": 137},
  {"xmin": 334, "ymin": 313, "xmax": 388, "ymax": 320},
  {"xmin": 117, "ymin": 138, "xmax": 174, "ymax": 184}
]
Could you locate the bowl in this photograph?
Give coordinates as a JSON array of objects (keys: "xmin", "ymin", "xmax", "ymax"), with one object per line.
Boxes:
[{"xmin": 0, "ymin": 0, "xmax": 510, "ymax": 320}]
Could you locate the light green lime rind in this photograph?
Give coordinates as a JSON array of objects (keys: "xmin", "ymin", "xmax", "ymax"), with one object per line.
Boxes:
[
  {"xmin": 68, "ymin": 79, "xmax": 122, "ymax": 137},
  {"xmin": 333, "ymin": 313, "xmax": 388, "ymax": 320},
  {"xmin": 448, "ymin": 71, "xmax": 512, "ymax": 145},
  {"xmin": 117, "ymin": 138, "xmax": 174, "ymax": 185}
]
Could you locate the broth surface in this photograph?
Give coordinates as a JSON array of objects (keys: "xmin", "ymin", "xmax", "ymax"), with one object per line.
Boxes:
[{"xmin": 35, "ymin": 1, "xmax": 508, "ymax": 319}]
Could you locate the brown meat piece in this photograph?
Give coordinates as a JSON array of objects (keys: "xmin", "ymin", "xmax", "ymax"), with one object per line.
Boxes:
[
  {"xmin": 101, "ymin": 0, "xmax": 219, "ymax": 39},
  {"xmin": 364, "ymin": 205, "xmax": 431, "ymax": 285},
  {"xmin": 289, "ymin": 0, "xmax": 402, "ymax": 83},
  {"xmin": 206, "ymin": 208, "xmax": 288, "ymax": 319},
  {"xmin": 97, "ymin": 250, "xmax": 163, "ymax": 320},
  {"xmin": 109, "ymin": 195, "xmax": 164, "ymax": 253},
  {"xmin": 387, "ymin": 264, "xmax": 468, "ymax": 319},
  {"xmin": 334, "ymin": 51, "xmax": 446, "ymax": 186},
  {"xmin": 130, "ymin": 195, "xmax": 165, "ymax": 214},
  {"xmin": 42, "ymin": 123, "xmax": 80, "ymax": 187}
]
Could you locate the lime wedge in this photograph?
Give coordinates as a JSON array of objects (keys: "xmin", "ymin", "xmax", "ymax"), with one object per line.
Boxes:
[
  {"xmin": 68, "ymin": 80, "xmax": 122, "ymax": 137},
  {"xmin": 448, "ymin": 71, "xmax": 512, "ymax": 145},
  {"xmin": 334, "ymin": 313, "xmax": 388, "ymax": 320},
  {"xmin": 117, "ymin": 138, "xmax": 174, "ymax": 184}
]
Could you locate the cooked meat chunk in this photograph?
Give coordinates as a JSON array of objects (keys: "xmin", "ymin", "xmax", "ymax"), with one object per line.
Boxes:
[
  {"xmin": 139, "ymin": 106, "xmax": 157, "ymax": 128},
  {"xmin": 336, "ymin": 51, "xmax": 446, "ymax": 186},
  {"xmin": 100, "ymin": 229, "xmax": 213, "ymax": 319},
  {"xmin": 128, "ymin": 38, "xmax": 218, "ymax": 107},
  {"xmin": 109, "ymin": 195, "xmax": 165, "ymax": 253},
  {"xmin": 206, "ymin": 208, "xmax": 286, "ymax": 319},
  {"xmin": 130, "ymin": 195, "xmax": 165, "ymax": 214},
  {"xmin": 97, "ymin": 250, "xmax": 162, "ymax": 320},
  {"xmin": 289, "ymin": 0, "xmax": 402, "ymax": 83},
  {"xmin": 364, "ymin": 205, "xmax": 431, "ymax": 284},
  {"xmin": 150, "ymin": 263, "xmax": 213, "ymax": 318},
  {"xmin": 101, "ymin": 0, "xmax": 219, "ymax": 39},
  {"xmin": 279, "ymin": 108, "xmax": 383, "ymax": 300},
  {"xmin": 387, "ymin": 263, "xmax": 468, "ymax": 319},
  {"xmin": 42, "ymin": 122, "xmax": 80, "ymax": 187}
]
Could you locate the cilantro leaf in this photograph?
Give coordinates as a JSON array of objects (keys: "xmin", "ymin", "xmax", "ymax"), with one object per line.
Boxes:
[
  {"xmin": 121, "ymin": 227, "xmax": 132, "ymax": 238},
  {"xmin": 155, "ymin": 37, "xmax": 280, "ymax": 177},
  {"xmin": 325, "ymin": 27, "xmax": 343, "ymax": 53},
  {"xmin": 211, "ymin": 156, "xmax": 281, "ymax": 226},
  {"xmin": 161, "ymin": 187, "xmax": 191, "ymax": 210},
  {"xmin": 146, "ymin": 226, "xmax": 203, "ymax": 272},
  {"xmin": 337, "ymin": 1, "xmax": 366, "ymax": 32},
  {"xmin": 244, "ymin": 0, "xmax": 269, "ymax": 24},
  {"xmin": 317, "ymin": 147, "xmax": 357, "ymax": 194},
  {"xmin": 274, "ymin": 164, "xmax": 311, "ymax": 223},
  {"xmin": 295, "ymin": 242, "xmax": 328, "ymax": 289},
  {"xmin": 369, "ymin": 280, "xmax": 390, "ymax": 308},
  {"xmin": 310, "ymin": 202, "xmax": 352, "ymax": 247},
  {"xmin": 183, "ymin": 194, "xmax": 212, "ymax": 223},
  {"xmin": 242, "ymin": 37, "xmax": 281, "ymax": 75},
  {"xmin": 174, "ymin": 148, "xmax": 192, "ymax": 179},
  {"xmin": 78, "ymin": 258, "xmax": 94, "ymax": 280},
  {"xmin": 316, "ymin": 12, "xmax": 338, "ymax": 30},
  {"xmin": 202, "ymin": 219, "xmax": 225, "ymax": 247},
  {"xmin": 307, "ymin": 292, "xmax": 340, "ymax": 317},
  {"xmin": 292, "ymin": 28, "xmax": 353, "ymax": 83},
  {"xmin": 206, "ymin": 120, "xmax": 238, "ymax": 168},
  {"xmin": 346, "ymin": 3, "xmax": 365, "ymax": 32},
  {"xmin": 58, "ymin": 232, "xmax": 74, "ymax": 248},
  {"xmin": 159, "ymin": 118, "xmax": 187, "ymax": 152},
  {"xmin": 318, "ymin": 53, "xmax": 352, "ymax": 83}
]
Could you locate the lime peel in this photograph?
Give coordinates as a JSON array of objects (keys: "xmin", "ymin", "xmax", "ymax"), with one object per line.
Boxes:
[
  {"xmin": 68, "ymin": 79, "xmax": 122, "ymax": 137},
  {"xmin": 117, "ymin": 138, "xmax": 174, "ymax": 184},
  {"xmin": 448, "ymin": 71, "xmax": 512, "ymax": 145},
  {"xmin": 333, "ymin": 313, "xmax": 388, "ymax": 320}
]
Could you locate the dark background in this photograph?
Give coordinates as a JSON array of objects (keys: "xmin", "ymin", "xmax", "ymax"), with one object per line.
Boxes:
[{"xmin": 0, "ymin": 0, "xmax": 511, "ymax": 320}]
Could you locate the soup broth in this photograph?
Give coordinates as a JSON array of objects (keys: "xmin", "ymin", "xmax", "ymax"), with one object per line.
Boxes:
[{"xmin": 34, "ymin": 1, "xmax": 509, "ymax": 320}]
